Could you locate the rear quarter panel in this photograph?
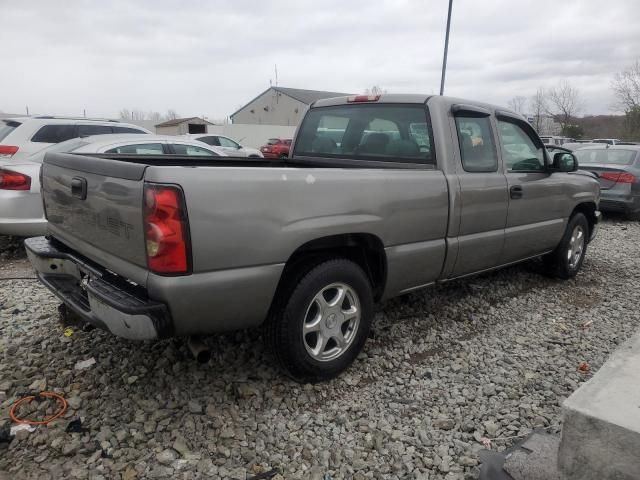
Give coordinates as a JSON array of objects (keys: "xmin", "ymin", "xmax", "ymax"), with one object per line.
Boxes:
[{"xmin": 144, "ymin": 165, "xmax": 450, "ymax": 297}]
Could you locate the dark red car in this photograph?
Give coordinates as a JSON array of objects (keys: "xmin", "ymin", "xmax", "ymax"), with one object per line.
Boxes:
[{"xmin": 260, "ymin": 138, "xmax": 292, "ymax": 159}]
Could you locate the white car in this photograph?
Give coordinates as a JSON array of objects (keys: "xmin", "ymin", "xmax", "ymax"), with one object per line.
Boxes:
[
  {"xmin": 0, "ymin": 116, "xmax": 151, "ymax": 163},
  {"xmin": 0, "ymin": 134, "xmax": 226, "ymax": 236},
  {"xmin": 183, "ymin": 134, "xmax": 263, "ymax": 157},
  {"xmin": 593, "ymin": 138, "xmax": 622, "ymax": 145}
]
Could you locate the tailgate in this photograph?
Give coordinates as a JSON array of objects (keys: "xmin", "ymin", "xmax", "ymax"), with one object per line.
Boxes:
[{"xmin": 42, "ymin": 152, "xmax": 149, "ymax": 284}]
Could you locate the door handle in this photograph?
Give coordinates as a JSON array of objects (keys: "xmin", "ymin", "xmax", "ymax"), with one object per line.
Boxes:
[
  {"xmin": 71, "ymin": 177, "xmax": 87, "ymax": 200},
  {"xmin": 510, "ymin": 185, "xmax": 523, "ymax": 199}
]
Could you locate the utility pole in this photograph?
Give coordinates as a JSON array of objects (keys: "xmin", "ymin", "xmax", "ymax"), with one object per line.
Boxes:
[
  {"xmin": 26, "ymin": 105, "xmax": 29, "ymax": 116},
  {"xmin": 439, "ymin": 0, "xmax": 454, "ymax": 96}
]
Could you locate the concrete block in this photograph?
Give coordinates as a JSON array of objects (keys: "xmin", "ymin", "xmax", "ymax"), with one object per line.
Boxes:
[{"xmin": 558, "ymin": 331, "xmax": 640, "ymax": 480}]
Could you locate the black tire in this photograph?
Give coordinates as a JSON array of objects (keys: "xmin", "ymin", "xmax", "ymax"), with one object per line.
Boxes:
[
  {"xmin": 265, "ymin": 259, "xmax": 373, "ymax": 382},
  {"xmin": 543, "ymin": 212, "xmax": 589, "ymax": 279},
  {"xmin": 279, "ymin": 153, "xmax": 288, "ymax": 159}
]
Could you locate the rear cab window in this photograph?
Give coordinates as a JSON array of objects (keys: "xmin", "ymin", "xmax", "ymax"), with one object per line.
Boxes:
[
  {"xmin": 0, "ymin": 120, "xmax": 21, "ymax": 141},
  {"xmin": 294, "ymin": 104, "xmax": 434, "ymax": 165}
]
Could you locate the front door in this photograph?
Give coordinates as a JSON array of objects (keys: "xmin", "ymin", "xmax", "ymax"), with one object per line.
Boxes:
[
  {"xmin": 497, "ymin": 116, "xmax": 566, "ymax": 264},
  {"xmin": 450, "ymin": 112, "xmax": 508, "ymax": 277},
  {"xmin": 217, "ymin": 136, "xmax": 245, "ymax": 156}
]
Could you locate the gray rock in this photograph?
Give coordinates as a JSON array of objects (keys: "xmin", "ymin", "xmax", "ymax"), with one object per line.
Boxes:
[
  {"xmin": 433, "ymin": 418, "xmax": 456, "ymax": 430},
  {"xmin": 157, "ymin": 449, "xmax": 177, "ymax": 465},
  {"xmin": 188, "ymin": 400, "xmax": 202, "ymax": 414},
  {"xmin": 484, "ymin": 421, "xmax": 499, "ymax": 437}
]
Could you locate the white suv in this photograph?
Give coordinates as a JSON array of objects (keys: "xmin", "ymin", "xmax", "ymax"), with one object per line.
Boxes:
[
  {"xmin": 0, "ymin": 116, "xmax": 151, "ymax": 163},
  {"xmin": 0, "ymin": 117, "xmax": 151, "ymax": 236}
]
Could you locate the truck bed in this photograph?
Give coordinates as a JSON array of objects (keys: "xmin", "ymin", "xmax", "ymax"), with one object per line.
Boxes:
[{"xmin": 41, "ymin": 151, "xmax": 449, "ymax": 301}]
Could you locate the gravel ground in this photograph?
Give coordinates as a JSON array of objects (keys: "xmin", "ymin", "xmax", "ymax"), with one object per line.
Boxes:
[{"xmin": 1, "ymin": 220, "xmax": 639, "ymax": 480}]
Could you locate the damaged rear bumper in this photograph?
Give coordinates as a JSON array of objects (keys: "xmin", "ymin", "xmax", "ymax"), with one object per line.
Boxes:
[{"xmin": 25, "ymin": 236, "xmax": 172, "ymax": 340}]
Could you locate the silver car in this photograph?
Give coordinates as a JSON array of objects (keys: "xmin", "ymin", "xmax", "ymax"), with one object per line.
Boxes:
[
  {"xmin": 183, "ymin": 134, "xmax": 264, "ymax": 157},
  {"xmin": 574, "ymin": 145, "xmax": 640, "ymax": 219},
  {"xmin": 0, "ymin": 134, "xmax": 226, "ymax": 236}
]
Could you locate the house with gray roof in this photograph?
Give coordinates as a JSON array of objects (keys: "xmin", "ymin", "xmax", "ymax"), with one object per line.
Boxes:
[{"xmin": 230, "ymin": 86, "xmax": 350, "ymax": 126}]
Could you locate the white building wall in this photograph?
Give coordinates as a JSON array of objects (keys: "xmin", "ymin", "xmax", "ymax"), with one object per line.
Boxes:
[
  {"xmin": 231, "ymin": 89, "xmax": 308, "ymax": 126},
  {"xmin": 156, "ymin": 118, "xmax": 211, "ymax": 135}
]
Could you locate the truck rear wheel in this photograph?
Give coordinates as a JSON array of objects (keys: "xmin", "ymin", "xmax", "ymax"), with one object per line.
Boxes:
[
  {"xmin": 543, "ymin": 212, "xmax": 589, "ymax": 279},
  {"xmin": 266, "ymin": 259, "xmax": 373, "ymax": 382}
]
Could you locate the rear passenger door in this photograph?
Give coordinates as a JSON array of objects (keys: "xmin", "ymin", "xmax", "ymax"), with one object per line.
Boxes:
[
  {"xmin": 497, "ymin": 114, "xmax": 566, "ymax": 263},
  {"xmin": 450, "ymin": 107, "xmax": 508, "ymax": 277}
]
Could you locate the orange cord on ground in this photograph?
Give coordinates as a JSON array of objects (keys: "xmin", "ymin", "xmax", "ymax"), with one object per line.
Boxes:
[{"xmin": 9, "ymin": 391, "xmax": 68, "ymax": 426}]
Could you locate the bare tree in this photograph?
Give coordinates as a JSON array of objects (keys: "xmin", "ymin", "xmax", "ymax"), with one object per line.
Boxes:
[
  {"xmin": 547, "ymin": 81, "xmax": 583, "ymax": 134},
  {"xmin": 147, "ymin": 111, "xmax": 162, "ymax": 122},
  {"xmin": 507, "ymin": 96, "xmax": 527, "ymax": 115},
  {"xmin": 364, "ymin": 86, "xmax": 387, "ymax": 95},
  {"xmin": 119, "ymin": 109, "xmax": 132, "ymax": 120},
  {"xmin": 612, "ymin": 59, "xmax": 640, "ymax": 111},
  {"xmin": 611, "ymin": 60, "xmax": 640, "ymax": 138},
  {"xmin": 529, "ymin": 88, "xmax": 549, "ymax": 133},
  {"xmin": 165, "ymin": 109, "xmax": 179, "ymax": 120}
]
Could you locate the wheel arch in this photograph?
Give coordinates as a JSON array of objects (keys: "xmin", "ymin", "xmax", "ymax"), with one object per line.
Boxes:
[
  {"xmin": 571, "ymin": 201, "xmax": 597, "ymax": 240},
  {"xmin": 277, "ymin": 233, "xmax": 387, "ymax": 302}
]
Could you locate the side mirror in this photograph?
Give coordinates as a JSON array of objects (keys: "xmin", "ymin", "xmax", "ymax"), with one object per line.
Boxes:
[{"xmin": 553, "ymin": 152, "xmax": 578, "ymax": 172}]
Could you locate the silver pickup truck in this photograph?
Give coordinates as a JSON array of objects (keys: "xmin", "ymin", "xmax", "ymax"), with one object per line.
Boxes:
[{"xmin": 26, "ymin": 94, "xmax": 600, "ymax": 381}]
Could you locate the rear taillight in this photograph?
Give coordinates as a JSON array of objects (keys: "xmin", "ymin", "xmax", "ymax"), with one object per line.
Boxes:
[
  {"xmin": 0, "ymin": 168, "xmax": 31, "ymax": 190},
  {"xmin": 600, "ymin": 172, "xmax": 636, "ymax": 184},
  {"xmin": 347, "ymin": 95, "xmax": 381, "ymax": 102},
  {"xmin": 0, "ymin": 145, "xmax": 19, "ymax": 157},
  {"xmin": 143, "ymin": 184, "xmax": 190, "ymax": 275}
]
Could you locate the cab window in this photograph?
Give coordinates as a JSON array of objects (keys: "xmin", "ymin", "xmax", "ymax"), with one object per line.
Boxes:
[
  {"xmin": 454, "ymin": 116, "xmax": 498, "ymax": 172},
  {"xmin": 498, "ymin": 120, "xmax": 545, "ymax": 171},
  {"xmin": 294, "ymin": 104, "xmax": 433, "ymax": 164}
]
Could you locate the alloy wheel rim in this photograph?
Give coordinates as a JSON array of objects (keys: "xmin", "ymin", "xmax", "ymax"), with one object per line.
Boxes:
[
  {"xmin": 567, "ymin": 225, "xmax": 585, "ymax": 269},
  {"xmin": 302, "ymin": 283, "xmax": 361, "ymax": 362}
]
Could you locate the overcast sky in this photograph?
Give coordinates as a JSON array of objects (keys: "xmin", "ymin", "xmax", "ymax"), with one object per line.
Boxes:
[{"xmin": 2, "ymin": 0, "xmax": 638, "ymax": 119}]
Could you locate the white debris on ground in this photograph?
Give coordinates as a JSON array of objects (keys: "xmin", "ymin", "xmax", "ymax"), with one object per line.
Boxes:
[{"xmin": 1, "ymin": 219, "xmax": 639, "ymax": 480}]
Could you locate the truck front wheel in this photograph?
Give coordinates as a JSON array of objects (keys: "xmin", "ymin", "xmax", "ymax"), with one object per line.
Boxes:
[
  {"xmin": 543, "ymin": 212, "xmax": 589, "ymax": 279},
  {"xmin": 266, "ymin": 259, "xmax": 373, "ymax": 382}
]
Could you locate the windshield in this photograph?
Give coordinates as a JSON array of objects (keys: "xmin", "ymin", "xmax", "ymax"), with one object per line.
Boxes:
[
  {"xmin": 0, "ymin": 120, "xmax": 21, "ymax": 142},
  {"xmin": 574, "ymin": 149, "xmax": 637, "ymax": 165},
  {"xmin": 267, "ymin": 139, "xmax": 280, "ymax": 145}
]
